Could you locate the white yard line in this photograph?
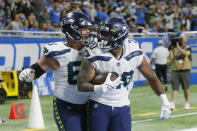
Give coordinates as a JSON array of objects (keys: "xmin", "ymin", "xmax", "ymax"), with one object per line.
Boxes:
[
  {"xmin": 133, "ymin": 111, "xmax": 197, "ymax": 124},
  {"xmin": 178, "ymin": 128, "xmax": 197, "ymax": 131}
]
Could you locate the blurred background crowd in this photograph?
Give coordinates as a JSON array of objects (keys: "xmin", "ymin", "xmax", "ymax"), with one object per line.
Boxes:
[{"xmin": 0, "ymin": 0, "xmax": 197, "ymax": 33}]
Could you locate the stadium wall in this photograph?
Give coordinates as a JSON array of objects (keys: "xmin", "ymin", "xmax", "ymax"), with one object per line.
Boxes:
[{"xmin": 0, "ymin": 36, "xmax": 196, "ymax": 96}]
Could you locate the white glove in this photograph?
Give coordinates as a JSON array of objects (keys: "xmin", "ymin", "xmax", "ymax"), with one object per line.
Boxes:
[
  {"xmin": 94, "ymin": 73, "xmax": 121, "ymax": 94},
  {"xmin": 19, "ymin": 68, "xmax": 35, "ymax": 82},
  {"xmin": 159, "ymin": 94, "xmax": 171, "ymax": 120}
]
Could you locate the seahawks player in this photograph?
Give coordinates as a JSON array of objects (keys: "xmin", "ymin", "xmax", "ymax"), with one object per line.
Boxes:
[
  {"xmin": 77, "ymin": 17, "xmax": 171, "ymax": 131},
  {"xmin": 19, "ymin": 12, "xmax": 92, "ymax": 131}
]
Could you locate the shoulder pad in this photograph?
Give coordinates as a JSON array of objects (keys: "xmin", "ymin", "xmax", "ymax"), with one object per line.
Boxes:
[
  {"xmin": 126, "ymin": 38, "xmax": 141, "ymax": 49},
  {"xmin": 43, "ymin": 42, "xmax": 66, "ymax": 56}
]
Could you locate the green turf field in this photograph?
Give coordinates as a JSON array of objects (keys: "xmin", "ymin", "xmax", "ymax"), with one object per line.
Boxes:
[{"xmin": 0, "ymin": 84, "xmax": 197, "ymax": 131}]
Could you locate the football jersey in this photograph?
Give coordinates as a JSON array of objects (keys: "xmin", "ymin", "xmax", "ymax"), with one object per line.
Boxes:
[
  {"xmin": 84, "ymin": 38, "xmax": 144, "ymax": 107},
  {"xmin": 43, "ymin": 41, "xmax": 88, "ymax": 104}
]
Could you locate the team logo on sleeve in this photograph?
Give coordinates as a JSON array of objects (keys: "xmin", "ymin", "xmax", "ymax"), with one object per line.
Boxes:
[
  {"xmin": 84, "ymin": 50, "xmax": 90, "ymax": 57},
  {"xmin": 43, "ymin": 47, "xmax": 49, "ymax": 55}
]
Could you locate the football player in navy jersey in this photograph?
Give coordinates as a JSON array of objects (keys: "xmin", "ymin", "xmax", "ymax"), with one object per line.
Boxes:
[
  {"xmin": 19, "ymin": 12, "xmax": 92, "ymax": 131},
  {"xmin": 77, "ymin": 17, "xmax": 171, "ymax": 131}
]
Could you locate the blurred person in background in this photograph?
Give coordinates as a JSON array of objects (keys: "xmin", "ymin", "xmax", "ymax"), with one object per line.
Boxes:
[
  {"xmin": 2, "ymin": 15, "xmax": 12, "ymax": 30},
  {"xmin": 164, "ymin": 9, "xmax": 174, "ymax": 32},
  {"xmin": 173, "ymin": 12, "xmax": 181, "ymax": 32},
  {"xmin": 7, "ymin": 14, "xmax": 23, "ymax": 30},
  {"xmin": 49, "ymin": 1, "xmax": 61, "ymax": 25},
  {"xmin": 150, "ymin": 40, "xmax": 169, "ymax": 92},
  {"xmin": 19, "ymin": 11, "xmax": 92, "ymax": 131},
  {"xmin": 168, "ymin": 33, "xmax": 192, "ymax": 110},
  {"xmin": 20, "ymin": 19, "xmax": 29, "ymax": 31},
  {"xmin": 29, "ymin": 21, "xmax": 40, "ymax": 31},
  {"xmin": 37, "ymin": 5, "xmax": 50, "ymax": 24},
  {"xmin": 30, "ymin": 0, "xmax": 42, "ymax": 19},
  {"xmin": 82, "ymin": 1, "xmax": 92, "ymax": 20},
  {"xmin": 0, "ymin": 13, "xmax": 3, "ymax": 29},
  {"xmin": 16, "ymin": 0, "xmax": 32, "ymax": 17},
  {"xmin": 70, "ymin": 1, "xmax": 81, "ymax": 12},
  {"xmin": 27, "ymin": 14, "xmax": 36, "ymax": 29},
  {"xmin": 51, "ymin": 20, "xmax": 61, "ymax": 32},
  {"xmin": 18, "ymin": 13, "xmax": 26, "ymax": 27}
]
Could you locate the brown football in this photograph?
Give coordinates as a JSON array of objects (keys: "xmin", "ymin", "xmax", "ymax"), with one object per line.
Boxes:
[{"xmin": 90, "ymin": 72, "xmax": 118, "ymax": 85}]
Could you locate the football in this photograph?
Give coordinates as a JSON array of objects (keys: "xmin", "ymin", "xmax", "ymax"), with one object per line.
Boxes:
[{"xmin": 90, "ymin": 72, "xmax": 119, "ymax": 85}]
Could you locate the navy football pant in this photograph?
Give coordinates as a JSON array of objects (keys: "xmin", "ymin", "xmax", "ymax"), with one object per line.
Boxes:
[
  {"xmin": 53, "ymin": 97, "xmax": 87, "ymax": 131},
  {"xmin": 88, "ymin": 100, "xmax": 131, "ymax": 131}
]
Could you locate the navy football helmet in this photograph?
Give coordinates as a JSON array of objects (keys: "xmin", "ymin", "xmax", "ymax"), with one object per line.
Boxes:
[
  {"xmin": 61, "ymin": 11, "xmax": 92, "ymax": 44},
  {"xmin": 97, "ymin": 17, "xmax": 129, "ymax": 51}
]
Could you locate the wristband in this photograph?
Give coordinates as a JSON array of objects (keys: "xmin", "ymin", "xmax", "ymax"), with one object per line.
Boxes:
[{"xmin": 31, "ymin": 63, "xmax": 46, "ymax": 79}]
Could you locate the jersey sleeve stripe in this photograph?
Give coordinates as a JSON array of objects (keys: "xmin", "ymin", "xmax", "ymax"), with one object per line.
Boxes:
[
  {"xmin": 124, "ymin": 50, "xmax": 143, "ymax": 61},
  {"xmin": 88, "ymin": 56, "xmax": 112, "ymax": 62},
  {"xmin": 45, "ymin": 49, "xmax": 71, "ymax": 57}
]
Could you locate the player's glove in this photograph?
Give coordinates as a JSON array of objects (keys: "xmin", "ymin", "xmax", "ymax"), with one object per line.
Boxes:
[
  {"xmin": 159, "ymin": 94, "xmax": 171, "ymax": 120},
  {"xmin": 94, "ymin": 73, "xmax": 121, "ymax": 94},
  {"xmin": 19, "ymin": 68, "xmax": 35, "ymax": 82}
]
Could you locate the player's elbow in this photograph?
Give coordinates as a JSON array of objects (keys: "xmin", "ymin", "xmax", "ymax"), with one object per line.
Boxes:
[
  {"xmin": 77, "ymin": 82, "xmax": 83, "ymax": 92},
  {"xmin": 77, "ymin": 80, "xmax": 86, "ymax": 92},
  {"xmin": 77, "ymin": 86, "xmax": 84, "ymax": 92}
]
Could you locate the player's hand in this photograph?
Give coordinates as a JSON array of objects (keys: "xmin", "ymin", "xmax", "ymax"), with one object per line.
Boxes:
[
  {"xmin": 159, "ymin": 94, "xmax": 171, "ymax": 120},
  {"xmin": 101, "ymin": 73, "xmax": 120, "ymax": 92},
  {"xmin": 19, "ymin": 68, "xmax": 35, "ymax": 82}
]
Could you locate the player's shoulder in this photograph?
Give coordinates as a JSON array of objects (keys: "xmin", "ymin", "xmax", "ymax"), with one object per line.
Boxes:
[
  {"xmin": 44, "ymin": 41, "xmax": 65, "ymax": 49},
  {"xmin": 43, "ymin": 41, "xmax": 70, "ymax": 57},
  {"xmin": 124, "ymin": 38, "xmax": 141, "ymax": 49},
  {"xmin": 123, "ymin": 38, "xmax": 143, "ymax": 61},
  {"xmin": 124, "ymin": 38, "xmax": 141, "ymax": 51},
  {"xmin": 84, "ymin": 45, "xmax": 102, "ymax": 58}
]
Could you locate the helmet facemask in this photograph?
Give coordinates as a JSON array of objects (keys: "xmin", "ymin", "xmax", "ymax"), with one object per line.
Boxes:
[
  {"xmin": 97, "ymin": 24, "xmax": 127, "ymax": 52},
  {"xmin": 98, "ymin": 30, "xmax": 115, "ymax": 52},
  {"xmin": 79, "ymin": 25, "xmax": 92, "ymax": 45}
]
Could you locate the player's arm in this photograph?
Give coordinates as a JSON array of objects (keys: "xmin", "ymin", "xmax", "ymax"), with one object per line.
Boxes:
[
  {"xmin": 19, "ymin": 56, "xmax": 59, "ymax": 82},
  {"xmin": 77, "ymin": 59, "xmax": 96, "ymax": 92},
  {"xmin": 138, "ymin": 56, "xmax": 171, "ymax": 120},
  {"xmin": 77, "ymin": 59, "xmax": 120, "ymax": 94},
  {"xmin": 138, "ymin": 56, "xmax": 164, "ymax": 95}
]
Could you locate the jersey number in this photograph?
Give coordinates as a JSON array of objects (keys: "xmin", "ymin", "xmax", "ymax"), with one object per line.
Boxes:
[
  {"xmin": 117, "ymin": 70, "xmax": 134, "ymax": 89},
  {"xmin": 67, "ymin": 61, "xmax": 82, "ymax": 85}
]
